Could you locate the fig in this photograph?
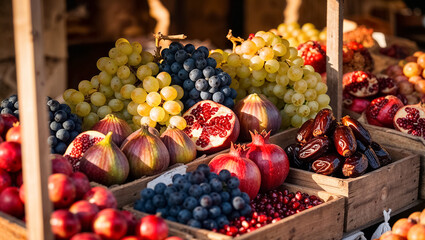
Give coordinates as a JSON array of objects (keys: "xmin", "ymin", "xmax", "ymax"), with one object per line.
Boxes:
[
  {"xmin": 160, "ymin": 126, "xmax": 197, "ymax": 165},
  {"xmin": 92, "ymin": 114, "xmax": 132, "ymax": 146},
  {"xmin": 342, "ymin": 152, "xmax": 368, "ymax": 177},
  {"xmin": 333, "ymin": 125, "xmax": 357, "ymax": 157},
  {"xmin": 298, "ymin": 136, "xmax": 330, "ymax": 162}
]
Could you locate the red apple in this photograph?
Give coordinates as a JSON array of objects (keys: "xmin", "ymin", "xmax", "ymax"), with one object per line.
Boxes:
[
  {"xmin": 0, "ymin": 141, "xmax": 22, "ymax": 172},
  {"xmin": 14, "ymin": 171, "xmax": 23, "ymax": 187},
  {"xmin": 50, "ymin": 209, "xmax": 81, "ymax": 239},
  {"xmin": 69, "ymin": 200, "xmax": 99, "ymax": 231},
  {"xmin": 93, "ymin": 208, "xmax": 127, "ymax": 240},
  {"xmin": 137, "ymin": 215, "xmax": 169, "ymax": 240},
  {"xmin": 121, "ymin": 210, "xmax": 138, "ymax": 235},
  {"xmin": 120, "ymin": 237, "xmax": 141, "ymax": 240},
  {"xmin": 71, "ymin": 233, "xmax": 102, "ymax": 240},
  {"xmin": 5, "ymin": 123, "xmax": 21, "ymax": 143},
  {"xmin": 51, "ymin": 154, "xmax": 73, "ymax": 176},
  {"xmin": 0, "ymin": 187, "xmax": 24, "ymax": 218},
  {"xmin": 19, "ymin": 184, "xmax": 25, "ymax": 203},
  {"xmin": 84, "ymin": 186, "xmax": 117, "ymax": 210},
  {"xmin": 48, "ymin": 173, "xmax": 76, "ymax": 209},
  {"xmin": 70, "ymin": 172, "xmax": 91, "ymax": 200},
  {"xmin": 164, "ymin": 237, "xmax": 183, "ymax": 240},
  {"xmin": 0, "ymin": 117, "xmax": 4, "ymax": 136},
  {"xmin": 0, "ymin": 169, "xmax": 12, "ymax": 193},
  {"xmin": 0, "ymin": 114, "xmax": 18, "ymax": 138}
]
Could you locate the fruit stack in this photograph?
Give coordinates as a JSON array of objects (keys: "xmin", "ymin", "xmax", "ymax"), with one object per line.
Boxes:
[
  {"xmin": 377, "ymin": 209, "xmax": 425, "ymax": 240},
  {"xmin": 0, "ymin": 94, "xmax": 19, "ymax": 118},
  {"xmin": 285, "ymin": 109, "xmax": 392, "ymax": 177},
  {"xmin": 273, "ymin": 22, "xmax": 327, "ymax": 47}
]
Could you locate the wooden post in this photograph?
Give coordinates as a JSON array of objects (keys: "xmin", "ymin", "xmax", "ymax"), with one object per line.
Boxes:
[
  {"xmin": 12, "ymin": 0, "xmax": 53, "ymax": 239},
  {"xmin": 326, "ymin": 0, "xmax": 344, "ymax": 119}
]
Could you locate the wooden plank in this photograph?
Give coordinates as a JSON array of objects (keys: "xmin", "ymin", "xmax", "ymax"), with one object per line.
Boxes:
[
  {"xmin": 0, "ymin": 212, "xmax": 26, "ymax": 240},
  {"xmin": 326, "ymin": 0, "xmax": 344, "ymax": 119},
  {"xmin": 12, "ymin": 0, "xmax": 53, "ymax": 240}
]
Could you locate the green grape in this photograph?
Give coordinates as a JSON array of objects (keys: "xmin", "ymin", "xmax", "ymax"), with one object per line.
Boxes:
[
  {"xmin": 241, "ymin": 40, "xmax": 257, "ymax": 55},
  {"xmin": 255, "ymin": 30, "xmax": 266, "ymax": 38},
  {"xmin": 117, "ymin": 42, "xmax": 133, "ymax": 55},
  {"xmin": 237, "ymin": 65, "xmax": 251, "ymax": 79},
  {"xmin": 283, "ymin": 89, "xmax": 294, "ymax": 104},
  {"xmin": 127, "ymin": 101, "xmax": 139, "ymax": 116},
  {"xmin": 146, "ymin": 92, "xmax": 161, "ymax": 107},
  {"xmin": 115, "ymin": 38, "xmax": 129, "ymax": 47},
  {"xmin": 252, "ymin": 68, "xmax": 267, "ymax": 81},
  {"xmin": 75, "ymin": 102, "xmax": 91, "ymax": 117},
  {"xmin": 251, "ymin": 36, "xmax": 266, "ymax": 49},
  {"xmin": 273, "ymin": 84, "xmax": 287, "ymax": 99},
  {"xmin": 143, "ymin": 76, "xmax": 160, "ymax": 93},
  {"xmin": 163, "ymin": 101, "xmax": 181, "ymax": 115},
  {"xmin": 90, "ymin": 92, "xmax": 106, "ymax": 106},
  {"xmin": 70, "ymin": 91, "xmax": 85, "ymax": 104},
  {"xmin": 99, "ymin": 71, "xmax": 112, "ymax": 85},
  {"xmin": 315, "ymin": 82, "xmax": 328, "ymax": 95},
  {"xmin": 209, "ymin": 52, "xmax": 224, "ymax": 65},
  {"xmin": 304, "ymin": 89, "xmax": 317, "ymax": 101},
  {"xmin": 284, "ymin": 104, "xmax": 297, "ymax": 117},
  {"xmin": 227, "ymin": 53, "xmax": 241, "ymax": 67},
  {"xmin": 251, "ymin": 77, "xmax": 265, "ymax": 87},
  {"xmin": 63, "ymin": 88, "xmax": 76, "ymax": 102},
  {"xmin": 175, "ymin": 100, "xmax": 184, "ymax": 111},
  {"xmin": 291, "ymin": 114, "xmax": 303, "ymax": 128},
  {"xmin": 90, "ymin": 104, "xmax": 99, "ymax": 113},
  {"xmin": 169, "ymin": 116, "xmax": 187, "ymax": 130},
  {"xmin": 146, "ymin": 62, "xmax": 159, "ymax": 76},
  {"xmin": 248, "ymin": 86, "xmax": 262, "ymax": 95},
  {"xmin": 99, "ymin": 85, "xmax": 114, "ymax": 98},
  {"xmin": 264, "ymin": 59, "xmax": 279, "ymax": 73},
  {"xmin": 235, "ymin": 88, "xmax": 247, "ymax": 101},
  {"xmin": 157, "ymin": 72, "xmax": 172, "ymax": 88},
  {"xmin": 240, "ymin": 54, "xmax": 253, "ymax": 66},
  {"xmin": 304, "ymin": 74, "xmax": 318, "ymax": 88},
  {"xmin": 229, "ymin": 78, "xmax": 239, "ymax": 90},
  {"xmin": 132, "ymin": 42, "xmax": 143, "ymax": 54},
  {"xmin": 140, "ymin": 51, "xmax": 154, "ymax": 65},
  {"xmin": 97, "ymin": 106, "xmax": 113, "ymax": 119},
  {"xmin": 281, "ymin": 112, "xmax": 291, "ymax": 129},
  {"xmin": 221, "ymin": 64, "xmax": 236, "ymax": 79},
  {"xmin": 288, "ymin": 47, "xmax": 298, "ymax": 59},
  {"xmin": 291, "ymin": 57, "xmax": 304, "ymax": 67},
  {"xmin": 104, "ymin": 59, "xmax": 118, "ymax": 75},
  {"xmin": 287, "ymin": 66, "xmax": 303, "ymax": 81},
  {"xmin": 114, "ymin": 91, "xmax": 125, "ymax": 100},
  {"xmin": 281, "ymin": 38, "xmax": 290, "ymax": 48},
  {"xmin": 160, "ymin": 86, "xmax": 178, "ymax": 101},
  {"xmin": 141, "ymin": 116, "xmax": 157, "ymax": 128},
  {"xmin": 133, "ymin": 115, "xmax": 142, "ymax": 126},
  {"xmin": 108, "ymin": 99, "xmax": 124, "ymax": 112},
  {"xmin": 297, "ymin": 105, "xmax": 310, "ymax": 117},
  {"xmin": 90, "ymin": 76, "xmax": 100, "ymax": 89},
  {"xmin": 137, "ymin": 102, "xmax": 153, "ymax": 116},
  {"xmin": 317, "ymin": 94, "xmax": 331, "ymax": 107},
  {"xmin": 292, "ymin": 92, "xmax": 305, "ymax": 106},
  {"xmin": 266, "ymin": 72, "xmax": 277, "ymax": 82},
  {"xmin": 114, "ymin": 53, "xmax": 128, "ymax": 66},
  {"xmin": 239, "ymin": 77, "xmax": 251, "ymax": 89},
  {"xmin": 271, "ymin": 36, "xmax": 283, "ymax": 46},
  {"xmin": 109, "ymin": 47, "xmax": 119, "ymax": 58},
  {"xmin": 294, "ymin": 80, "xmax": 308, "ymax": 93},
  {"xmin": 96, "ymin": 57, "xmax": 109, "ymax": 71},
  {"xmin": 113, "ymin": 112, "xmax": 124, "ymax": 120},
  {"xmin": 303, "ymin": 65, "xmax": 315, "ymax": 74},
  {"xmin": 122, "ymin": 109, "xmax": 132, "ymax": 120},
  {"xmin": 78, "ymin": 80, "xmax": 92, "ymax": 95},
  {"xmin": 172, "ymin": 85, "xmax": 184, "ymax": 100},
  {"xmin": 259, "ymin": 47, "xmax": 274, "ymax": 61},
  {"xmin": 128, "ymin": 52, "xmax": 142, "ymax": 66},
  {"xmin": 276, "ymin": 74, "xmax": 289, "ymax": 87},
  {"xmin": 117, "ymin": 66, "xmax": 131, "ymax": 79},
  {"xmin": 110, "ymin": 76, "xmax": 123, "ymax": 92},
  {"xmin": 273, "ymin": 43, "xmax": 287, "ymax": 57},
  {"xmin": 278, "ymin": 62, "xmax": 289, "ymax": 75},
  {"xmin": 122, "ymin": 73, "xmax": 137, "ymax": 85},
  {"xmin": 235, "ymin": 45, "xmax": 243, "ymax": 56},
  {"xmin": 83, "ymin": 112, "xmax": 99, "ymax": 130},
  {"xmin": 136, "ymin": 65, "xmax": 153, "ymax": 81},
  {"xmin": 262, "ymin": 82, "xmax": 276, "ymax": 96},
  {"xmin": 307, "ymin": 101, "xmax": 319, "ymax": 113},
  {"xmin": 313, "ymin": 72, "xmax": 323, "ymax": 82},
  {"xmin": 120, "ymin": 84, "xmax": 136, "ymax": 99},
  {"xmin": 158, "ymin": 113, "xmax": 170, "ymax": 125},
  {"xmin": 268, "ymin": 96, "xmax": 278, "ymax": 105},
  {"xmin": 131, "ymin": 88, "xmax": 147, "ymax": 104},
  {"xmin": 262, "ymin": 32, "xmax": 275, "ymax": 45},
  {"xmin": 249, "ymin": 56, "xmax": 264, "ymax": 71}
]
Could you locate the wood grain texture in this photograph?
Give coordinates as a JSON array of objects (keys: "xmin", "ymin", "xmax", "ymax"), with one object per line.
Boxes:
[
  {"xmin": 326, "ymin": 0, "xmax": 344, "ymax": 119},
  {"xmin": 0, "ymin": 212, "xmax": 26, "ymax": 240},
  {"xmin": 12, "ymin": 0, "xmax": 53, "ymax": 239}
]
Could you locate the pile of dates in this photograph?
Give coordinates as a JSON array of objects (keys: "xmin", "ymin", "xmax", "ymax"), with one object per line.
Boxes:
[{"xmin": 285, "ymin": 109, "xmax": 392, "ymax": 178}]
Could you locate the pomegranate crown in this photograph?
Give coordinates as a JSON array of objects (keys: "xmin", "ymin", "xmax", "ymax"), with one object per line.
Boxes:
[
  {"xmin": 249, "ymin": 130, "xmax": 271, "ymax": 145},
  {"xmin": 229, "ymin": 142, "xmax": 250, "ymax": 157}
]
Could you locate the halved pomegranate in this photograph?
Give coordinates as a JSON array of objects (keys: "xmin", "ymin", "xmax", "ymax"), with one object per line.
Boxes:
[
  {"xmin": 377, "ymin": 75, "xmax": 398, "ymax": 95},
  {"xmin": 394, "ymin": 103, "xmax": 425, "ymax": 139},
  {"xmin": 343, "ymin": 97, "xmax": 370, "ymax": 114},
  {"xmin": 183, "ymin": 100, "xmax": 240, "ymax": 153},
  {"xmin": 365, "ymin": 95, "xmax": 404, "ymax": 128},
  {"xmin": 64, "ymin": 131, "xmax": 105, "ymax": 171},
  {"xmin": 343, "ymin": 71, "xmax": 379, "ymax": 98}
]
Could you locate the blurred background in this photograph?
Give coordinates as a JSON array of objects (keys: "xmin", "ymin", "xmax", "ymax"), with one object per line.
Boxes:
[{"xmin": 0, "ymin": 0, "xmax": 424, "ymax": 99}]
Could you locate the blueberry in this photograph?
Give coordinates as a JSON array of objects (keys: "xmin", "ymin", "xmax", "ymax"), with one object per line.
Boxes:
[
  {"xmin": 166, "ymin": 216, "xmax": 177, "ymax": 222},
  {"xmin": 188, "ymin": 184, "xmax": 203, "ymax": 198},
  {"xmin": 157, "ymin": 207, "xmax": 169, "ymax": 217},
  {"xmin": 223, "ymin": 98, "xmax": 235, "ymax": 109},
  {"xmin": 240, "ymin": 192, "xmax": 250, "ymax": 204},
  {"xmin": 240, "ymin": 205, "xmax": 252, "ymax": 216},
  {"xmin": 189, "ymin": 69, "xmax": 203, "ymax": 81},
  {"xmin": 14, "ymin": 101, "xmax": 19, "ymax": 109},
  {"xmin": 141, "ymin": 188, "xmax": 155, "ymax": 199},
  {"xmin": 197, "ymin": 46, "xmax": 209, "ymax": 58},
  {"xmin": 48, "ymin": 111, "xmax": 54, "ymax": 121},
  {"xmin": 189, "ymin": 170, "xmax": 205, "ymax": 184},
  {"xmin": 172, "ymin": 174, "xmax": 183, "ymax": 183},
  {"xmin": 191, "ymin": 50, "xmax": 205, "ymax": 60},
  {"xmin": 164, "ymin": 53, "xmax": 175, "ymax": 63},
  {"xmin": 210, "ymin": 192, "xmax": 222, "ymax": 205},
  {"xmin": 196, "ymin": 164, "xmax": 210, "ymax": 176},
  {"xmin": 218, "ymin": 72, "xmax": 232, "ymax": 86},
  {"xmin": 218, "ymin": 170, "xmax": 231, "ymax": 182},
  {"xmin": 183, "ymin": 58, "xmax": 196, "ymax": 72},
  {"xmin": 207, "ymin": 57, "xmax": 217, "ymax": 68},
  {"xmin": 59, "ymin": 104, "xmax": 71, "ymax": 113},
  {"xmin": 208, "ymin": 76, "xmax": 220, "ymax": 88},
  {"xmin": 203, "ymin": 219, "xmax": 218, "ymax": 230},
  {"xmin": 185, "ymin": 99, "xmax": 196, "ymax": 109},
  {"xmin": 154, "ymin": 183, "xmax": 167, "ymax": 194},
  {"xmin": 192, "ymin": 206, "xmax": 208, "ymax": 221},
  {"xmin": 209, "ymin": 87, "xmax": 219, "ymax": 94},
  {"xmin": 183, "ymin": 197, "xmax": 198, "ymax": 210},
  {"xmin": 13, "ymin": 110, "xmax": 19, "ymax": 119},
  {"xmin": 175, "ymin": 49, "xmax": 188, "ymax": 63},
  {"xmin": 54, "ymin": 110, "xmax": 68, "ymax": 123},
  {"xmin": 202, "ymin": 67, "xmax": 215, "ymax": 79},
  {"xmin": 56, "ymin": 129, "xmax": 70, "ymax": 142},
  {"xmin": 220, "ymin": 191, "xmax": 230, "ymax": 202},
  {"xmin": 220, "ymin": 202, "xmax": 232, "ymax": 215},
  {"xmin": 144, "ymin": 199, "xmax": 156, "ymax": 214},
  {"xmin": 177, "ymin": 69, "xmax": 189, "ymax": 80},
  {"xmin": 195, "ymin": 79, "xmax": 208, "ymax": 91},
  {"xmin": 62, "ymin": 120, "xmax": 75, "ymax": 131},
  {"xmin": 8, "ymin": 95, "xmax": 18, "ymax": 104},
  {"xmin": 187, "ymin": 219, "xmax": 202, "ymax": 228},
  {"xmin": 200, "ymin": 195, "xmax": 213, "ymax": 208},
  {"xmin": 210, "ymin": 178, "xmax": 223, "ymax": 192},
  {"xmin": 171, "ymin": 62, "xmax": 182, "ymax": 73},
  {"xmin": 200, "ymin": 182, "xmax": 211, "ymax": 194},
  {"xmin": 174, "ymin": 176, "xmax": 188, "ymax": 185},
  {"xmin": 53, "ymin": 141, "xmax": 67, "ymax": 154},
  {"xmin": 48, "ymin": 100, "xmax": 60, "ymax": 112},
  {"xmin": 216, "ymin": 216, "xmax": 230, "ymax": 229},
  {"xmin": 168, "ymin": 205, "xmax": 181, "ymax": 217},
  {"xmin": 208, "ymin": 206, "xmax": 222, "ymax": 219},
  {"xmin": 227, "ymin": 177, "xmax": 240, "ymax": 189},
  {"xmin": 184, "ymin": 44, "xmax": 195, "ymax": 54},
  {"xmin": 161, "ymin": 48, "xmax": 171, "ymax": 58},
  {"xmin": 189, "ymin": 88, "xmax": 200, "ymax": 99},
  {"xmin": 212, "ymin": 92, "xmax": 225, "ymax": 103},
  {"xmin": 169, "ymin": 42, "xmax": 183, "ymax": 52},
  {"xmin": 152, "ymin": 194, "xmax": 166, "ymax": 208},
  {"xmin": 230, "ymin": 88, "xmax": 237, "ymax": 99},
  {"xmin": 74, "ymin": 123, "xmax": 82, "ymax": 133},
  {"xmin": 162, "ymin": 63, "xmax": 172, "ymax": 73},
  {"xmin": 1, "ymin": 99, "xmax": 12, "ymax": 109},
  {"xmin": 220, "ymin": 86, "xmax": 232, "ymax": 97},
  {"xmin": 1, "ymin": 108, "xmax": 13, "ymax": 115},
  {"xmin": 169, "ymin": 192, "xmax": 185, "ymax": 206},
  {"xmin": 184, "ymin": 172, "xmax": 192, "ymax": 180},
  {"xmin": 49, "ymin": 121, "xmax": 61, "ymax": 132},
  {"xmin": 231, "ymin": 188, "xmax": 241, "ymax": 197},
  {"xmin": 215, "ymin": 68, "xmax": 223, "ymax": 75},
  {"xmin": 208, "ymin": 172, "xmax": 219, "ymax": 180},
  {"xmin": 47, "ymin": 136, "xmax": 58, "ymax": 147},
  {"xmin": 69, "ymin": 131, "xmax": 79, "ymax": 140},
  {"xmin": 177, "ymin": 209, "xmax": 192, "ymax": 224},
  {"xmin": 178, "ymin": 182, "xmax": 192, "ymax": 192},
  {"xmin": 134, "ymin": 199, "xmax": 144, "ymax": 211},
  {"xmin": 164, "ymin": 186, "xmax": 177, "ymax": 198},
  {"xmin": 200, "ymin": 91, "xmax": 212, "ymax": 100},
  {"xmin": 195, "ymin": 58, "xmax": 207, "ymax": 69},
  {"xmin": 232, "ymin": 196, "xmax": 246, "ymax": 210},
  {"xmin": 230, "ymin": 211, "xmax": 240, "ymax": 219},
  {"xmin": 183, "ymin": 79, "xmax": 195, "ymax": 91}
]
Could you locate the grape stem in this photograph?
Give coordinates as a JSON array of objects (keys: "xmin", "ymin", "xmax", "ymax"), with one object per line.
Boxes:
[
  {"xmin": 226, "ymin": 29, "xmax": 244, "ymax": 52},
  {"xmin": 153, "ymin": 32, "xmax": 187, "ymax": 62}
]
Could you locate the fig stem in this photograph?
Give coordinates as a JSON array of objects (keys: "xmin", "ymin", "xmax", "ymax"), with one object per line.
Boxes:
[{"xmin": 101, "ymin": 132, "xmax": 114, "ymax": 145}]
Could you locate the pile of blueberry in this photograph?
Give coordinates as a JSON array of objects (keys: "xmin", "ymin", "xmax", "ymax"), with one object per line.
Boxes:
[
  {"xmin": 159, "ymin": 42, "xmax": 237, "ymax": 110},
  {"xmin": 47, "ymin": 98, "xmax": 82, "ymax": 154},
  {"xmin": 134, "ymin": 164, "xmax": 252, "ymax": 230},
  {"xmin": 0, "ymin": 94, "xmax": 19, "ymax": 118}
]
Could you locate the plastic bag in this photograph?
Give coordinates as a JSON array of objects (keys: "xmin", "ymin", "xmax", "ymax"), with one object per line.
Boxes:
[
  {"xmin": 371, "ymin": 209, "xmax": 392, "ymax": 240},
  {"xmin": 342, "ymin": 231, "xmax": 367, "ymax": 240}
]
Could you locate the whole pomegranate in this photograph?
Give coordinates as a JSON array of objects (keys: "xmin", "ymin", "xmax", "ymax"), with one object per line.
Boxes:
[
  {"xmin": 137, "ymin": 215, "xmax": 169, "ymax": 240},
  {"xmin": 51, "ymin": 154, "xmax": 73, "ymax": 176},
  {"xmin": 121, "ymin": 210, "xmax": 138, "ymax": 235},
  {"xmin": 70, "ymin": 233, "xmax": 102, "ymax": 240},
  {"xmin": 84, "ymin": 186, "xmax": 117, "ymax": 210},
  {"xmin": 70, "ymin": 172, "xmax": 91, "ymax": 200},
  {"xmin": 93, "ymin": 208, "xmax": 128, "ymax": 240},
  {"xmin": 50, "ymin": 209, "xmax": 81, "ymax": 239},
  {"xmin": 297, "ymin": 41, "xmax": 326, "ymax": 73},
  {"xmin": 0, "ymin": 187, "xmax": 24, "ymax": 218},
  {"xmin": 0, "ymin": 114, "xmax": 18, "ymax": 138},
  {"xmin": 343, "ymin": 71, "xmax": 379, "ymax": 98},
  {"xmin": 343, "ymin": 97, "xmax": 370, "ymax": 114},
  {"xmin": 365, "ymin": 95, "xmax": 404, "ymax": 128},
  {"xmin": 393, "ymin": 103, "xmax": 425, "ymax": 139},
  {"xmin": 5, "ymin": 123, "xmax": 21, "ymax": 143},
  {"xmin": 69, "ymin": 200, "xmax": 99, "ymax": 231},
  {"xmin": 48, "ymin": 173, "xmax": 77, "ymax": 208},
  {"xmin": 209, "ymin": 144, "xmax": 261, "ymax": 199},
  {"xmin": 0, "ymin": 169, "xmax": 12, "ymax": 193},
  {"xmin": 0, "ymin": 141, "xmax": 22, "ymax": 172}
]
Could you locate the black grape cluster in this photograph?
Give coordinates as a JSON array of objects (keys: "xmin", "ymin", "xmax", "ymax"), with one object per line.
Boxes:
[
  {"xmin": 0, "ymin": 94, "xmax": 19, "ymax": 118},
  {"xmin": 134, "ymin": 164, "xmax": 252, "ymax": 230},
  {"xmin": 47, "ymin": 98, "xmax": 82, "ymax": 154},
  {"xmin": 159, "ymin": 42, "xmax": 237, "ymax": 110}
]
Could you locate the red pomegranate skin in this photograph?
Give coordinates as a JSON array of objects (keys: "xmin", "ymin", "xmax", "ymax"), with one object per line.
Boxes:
[
  {"xmin": 84, "ymin": 186, "xmax": 117, "ymax": 210},
  {"xmin": 137, "ymin": 215, "xmax": 169, "ymax": 240},
  {"xmin": 121, "ymin": 210, "xmax": 138, "ymax": 235},
  {"xmin": 0, "ymin": 141, "xmax": 22, "ymax": 172},
  {"xmin": 0, "ymin": 187, "xmax": 24, "ymax": 218},
  {"xmin": 50, "ymin": 209, "xmax": 81, "ymax": 239},
  {"xmin": 0, "ymin": 114, "xmax": 18, "ymax": 138},
  {"xmin": 19, "ymin": 184, "xmax": 25, "ymax": 203},
  {"xmin": 48, "ymin": 173, "xmax": 77, "ymax": 209},
  {"xmin": 0, "ymin": 169, "xmax": 12, "ymax": 193},
  {"xmin": 93, "ymin": 208, "xmax": 128, "ymax": 240},
  {"xmin": 51, "ymin": 154, "xmax": 73, "ymax": 176},
  {"xmin": 5, "ymin": 124, "xmax": 21, "ymax": 143},
  {"xmin": 366, "ymin": 95, "xmax": 404, "ymax": 128},
  {"xmin": 70, "ymin": 172, "xmax": 91, "ymax": 200},
  {"xmin": 69, "ymin": 200, "xmax": 99, "ymax": 231},
  {"xmin": 70, "ymin": 233, "xmax": 102, "ymax": 240}
]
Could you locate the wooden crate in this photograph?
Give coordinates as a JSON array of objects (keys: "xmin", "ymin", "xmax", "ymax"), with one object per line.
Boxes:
[
  {"xmin": 270, "ymin": 128, "xmax": 420, "ymax": 232},
  {"xmin": 124, "ymin": 183, "xmax": 345, "ymax": 240},
  {"xmin": 0, "ymin": 212, "xmax": 26, "ymax": 240}
]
